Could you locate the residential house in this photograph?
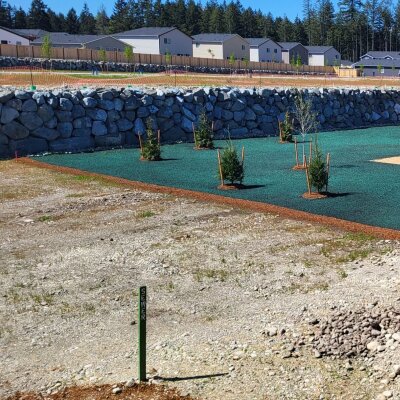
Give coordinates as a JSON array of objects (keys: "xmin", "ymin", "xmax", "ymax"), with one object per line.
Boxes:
[
  {"xmin": 115, "ymin": 27, "xmax": 192, "ymax": 56},
  {"xmin": 32, "ymin": 33, "xmax": 127, "ymax": 51},
  {"xmin": 278, "ymin": 42, "xmax": 308, "ymax": 65},
  {"xmin": 192, "ymin": 33, "xmax": 249, "ymax": 60},
  {"xmin": 306, "ymin": 46, "xmax": 341, "ymax": 66},
  {"xmin": 0, "ymin": 26, "xmax": 38, "ymax": 45},
  {"xmin": 247, "ymin": 38, "xmax": 282, "ymax": 62},
  {"xmin": 352, "ymin": 58, "xmax": 400, "ymax": 77},
  {"xmin": 360, "ymin": 51, "xmax": 400, "ymax": 60}
]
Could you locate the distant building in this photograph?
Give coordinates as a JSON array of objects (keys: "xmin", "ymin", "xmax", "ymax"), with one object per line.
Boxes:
[
  {"xmin": 246, "ymin": 38, "xmax": 282, "ymax": 63},
  {"xmin": 32, "ymin": 33, "xmax": 127, "ymax": 52},
  {"xmin": 0, "ymin": 26, "xmax": 42, "ymax": 45},
  {"xmin": 306, "ymin": 46, "xmax": 341, "ymax": 66},
  {"xmin": 278, "ymin": 42, "xmax": 308, "ymax": 65},
  {"xmin": 360, "ymin": 51, "xmax": 400, "ymax": 60},
  {"xmin": 115, "ymin": 27, "xmax": 192, "ymax": 56},
  {"xmin": 353, "ymin": 58, "xmax": 400, "ymax": 77},
  {"xmin": 192, "ymin": 33, "xmax": 249, "ymax": 60}
]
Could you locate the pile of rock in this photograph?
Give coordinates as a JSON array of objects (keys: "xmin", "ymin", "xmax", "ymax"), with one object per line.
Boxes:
[{"xmin": 297, "ymin": 303, "xmax": 400, "ymax": 358}]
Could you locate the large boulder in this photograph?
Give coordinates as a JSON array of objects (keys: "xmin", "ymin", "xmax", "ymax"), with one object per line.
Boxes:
[
  {"xmin": 59, "ymin": 98, "xmax": 73, "ymax": 111},
  {"xmin": 116, "ymin": 118, "xmax": 133, "ymax": 132},
  {"xmin": 9, "ymin": 138, "xmax": 48, "ymax": 155},
  {"xmin": 37, "ymin": 104, "xmax": 54, "ymax": 122},
  {"xmin": 82, "ymin": 97, "xmax": 97, "ymax": 108},
  {"xmin": 92, "ymin": 120, "xmax": 108, "ymax": 136},
  {"xmin": 2, "ymin": 121, "xmax": 29, "ymax": 139},
  {"xmin": 31, "ymin": 127, "xmax": 59, "ymax": 141},
  {"xmin": 94, "ymin": 134, "xmax": 124, "ymax": 147},
  {"xmin": 1, "ymin": 106, "xmax": 19, "ymax": 124},
  {"xmin": 73, "ymin": 117, "xmax": 92, "ymax": 129},
  {"xmin": 86, "ymin": 109, "xmax": 107, "ymax": 121},
  {"xmin": 49, "ymin": 136, "xmax": 94, "ymax": 152},
  {"xmin": 134, "ymin": 118, "xmax": 145, "ymax": 135},
  {"xmin": 19, "ymin": 112, "xmax": 43, "ymax": 130},
  {"xmin": 21, "ymin": 99, "xmax": 38, "ymax": 112},
  {"xmin": 57, "ymin": 122, "xmax": 73, "ymax": 138}
]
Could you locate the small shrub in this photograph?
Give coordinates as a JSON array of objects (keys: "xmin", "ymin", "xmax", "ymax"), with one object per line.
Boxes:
[
  {"xmin": 141, "ymin": 119, "xmax": 161, "ymax": 161},
  {"xmin": 220, "ymin": 140, "xmax": 244, "ymax": 185},
  {"xmin": 280, "ymin": 111, "xmax": 293, "ymax": 142},
  {"xmin": 308, "ymin": 143, "xmax": 328, "ymax": 193},
  {"xmin": 194, "ymin": 111, "xmax": 214, "ymax": 149}
]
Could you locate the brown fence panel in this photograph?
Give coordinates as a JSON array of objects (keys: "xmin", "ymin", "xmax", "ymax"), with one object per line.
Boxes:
[
  {"xmin": 76, "ymin": 48, "xmax": 92, "ymax": 61},
  {"xmin": 0, "ymin": 44, "xmax": 17, "ymax": 57}
]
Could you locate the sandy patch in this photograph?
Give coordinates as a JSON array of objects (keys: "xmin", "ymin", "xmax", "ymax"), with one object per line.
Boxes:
[{"xmin": 373, "ymin": 156, "xmax": 400, "ymax": 165}]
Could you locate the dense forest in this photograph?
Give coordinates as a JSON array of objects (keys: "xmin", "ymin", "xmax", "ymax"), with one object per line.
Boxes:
[{"xmin": 1, "ymin": 0, "xmax": 400, "ymax": 61}]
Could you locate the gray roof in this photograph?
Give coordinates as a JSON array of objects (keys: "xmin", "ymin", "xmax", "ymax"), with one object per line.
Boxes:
[
  {"xmin": 306, "ymin": 45, "xmax": 334, "ymax": 54},
  {"xmin": 12, "ymin": 29, "xmax": 48, "ymax": 38},
  {"xmin": 32, "ymin": 33, "xmax": 106, "ymax": 45},
  {"xmin": 246, "ymin": 38, "xmax": 281, "ymax": 48},
  {"xmin": 192, "ymin": 33, "xmax": 241, "ymax": 43},
  {"xmin": 115, "ymin": 27, "xmax": 176, "ymax": 37},
  {"xmin": 353, "ymin": 59, "xmax": 400, "ymax": 67},
  {"xmin": 278, "ymin": 42, "xmax": 305, "ymax": 51},
  {"xmin": 361, "ymin": 51, "xmax": 400, "ymax": 60}
]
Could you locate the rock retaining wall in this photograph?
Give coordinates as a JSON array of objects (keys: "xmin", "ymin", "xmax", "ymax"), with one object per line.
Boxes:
[{"xmin": 1, "ymin": 86, "xmax": 400, "ymax": 158}]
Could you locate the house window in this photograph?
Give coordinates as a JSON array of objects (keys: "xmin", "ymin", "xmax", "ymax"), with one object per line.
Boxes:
[
  {"xmin": 335, "ymin": 55, "xmax": 338, "ymax": 59},
  {"xmin": 241, "ymin": 45, "xmax": 245, "ymax": 50},
  {"xmin": 16, "ymin": 41, "xmax": 21, "ymax": 45},
  {"xmin": 267, "ymin": 48, "xmax": 270, "ymax": 53},
  {"xmin": 164, "ymin": 38, "xmax": 171, "ymax": 44},
  {"xmin": 1, "ymin": 40, "xmax": 7, "ymax": 44},
  {"xmin": 196, "ymin": 43, "xmax": 200, "ymax": 47},
  {"xmin": 274, "ymin": 48, "xmax": 277, "ymax": 53}
]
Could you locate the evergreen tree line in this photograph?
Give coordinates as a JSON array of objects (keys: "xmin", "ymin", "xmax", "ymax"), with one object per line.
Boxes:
[{"xmin": 2, "ymin": 0, "xmax": 400, "ymax": 61}]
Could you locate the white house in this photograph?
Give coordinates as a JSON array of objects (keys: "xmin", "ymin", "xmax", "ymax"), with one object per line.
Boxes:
[
  {"xmin": 0, "ymin": 26, "xmax": 31, "ymax": 45},
  {"xmin": 115, "ymin": 27, "xmax": 192, "ymax": 56},
  {"xmin": 192, "ymin": 33, "xmax": 249, "ymax": 60},
  {"xmin": 247, "ymin": 38, "xmax": 282, "ymax": 62},
  {"xmin": 360, "ymin": 51, "xmax": 400, "ymax": 60},
  {"xmin": 306, "ymin": 46, "xmax": 341, "ymax": 66}
]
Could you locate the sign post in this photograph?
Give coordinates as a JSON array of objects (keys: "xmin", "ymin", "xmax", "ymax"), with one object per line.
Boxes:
[{"xmin": 138, "ymin": 286, "xmax": 147, "ymax": 382}]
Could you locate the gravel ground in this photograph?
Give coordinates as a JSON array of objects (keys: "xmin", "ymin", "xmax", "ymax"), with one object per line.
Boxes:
[{"xmin": 0, "ymin": 159, "xmax": 399, "ymax": 400}]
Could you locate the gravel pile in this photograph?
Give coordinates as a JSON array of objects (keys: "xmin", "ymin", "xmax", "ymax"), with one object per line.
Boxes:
[{"xmin": 298, "ymin": 303, "xmax": 400, "ymax": 359}]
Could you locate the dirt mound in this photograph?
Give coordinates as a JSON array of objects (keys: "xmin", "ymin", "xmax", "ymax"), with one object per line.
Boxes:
[{"xmin": 5, "ymin": 383, "xmax": 193, "ymax": 400}]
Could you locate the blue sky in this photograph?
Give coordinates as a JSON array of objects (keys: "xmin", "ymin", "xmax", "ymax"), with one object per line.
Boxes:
[{"xmin": 13, "ymin": 0, "xmax": 303, "ymax": 20}]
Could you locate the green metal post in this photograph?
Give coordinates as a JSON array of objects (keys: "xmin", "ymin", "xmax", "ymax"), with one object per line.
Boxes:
[{"xmin": 138, "ymin": 286, "xmax": 147, "ymax": 381}]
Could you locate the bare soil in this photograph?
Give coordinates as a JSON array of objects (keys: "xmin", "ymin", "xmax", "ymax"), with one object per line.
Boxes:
[{"xmin": 1, "ymin": 159, "xmax": 399, "ymax": 400}]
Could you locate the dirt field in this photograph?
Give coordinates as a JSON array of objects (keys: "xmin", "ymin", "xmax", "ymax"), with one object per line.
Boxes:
[
  {"xmin": 1, "ymin": 70, "xmax": 400, "ymax": 89},
  {"xmin": 1, "ymin": 159, "xmax": 400, "ymax": 400}
]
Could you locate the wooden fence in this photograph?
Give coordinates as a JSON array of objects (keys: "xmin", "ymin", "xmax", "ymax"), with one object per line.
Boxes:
[{"xmin": 0, "ymin": 43, "xmax": 336, "ymax": 75}]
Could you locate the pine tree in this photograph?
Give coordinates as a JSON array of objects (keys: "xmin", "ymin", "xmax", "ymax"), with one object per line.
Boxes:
[
  {"xmin": 27, "ymin": 0, "xmax": 51, "ymax": 31},
  {"xmin": 65, "ymin": 8, "xmax": 79, "ymax": 34},
  {"xmin": 95, "ymin": 5, "xmax": 110, "ymax": 35},
  {"xmin": 13, "ymin": 7, "xmax": 27, "ymax": 29},
  {"xmin": 79, "ymin": 3, "xmax": 96, "ymax": 34},
  {"xmin": 0, "ymin": 3, "xmax": 12, "ymax": 28},
  {"xmin": 48, "ymin": 10, "xmax": 65, "ymax": 32},
  {"xmin": 109, "ymin": 0, "xmax": 130, "ymax": 34},
  {"xmin": 224, "ymin": 0, "xmax": 242, "ymax": 34}
]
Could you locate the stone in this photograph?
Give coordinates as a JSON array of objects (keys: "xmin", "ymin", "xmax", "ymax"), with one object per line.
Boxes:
[
  {"xmin": 314, "ymin": 350, "xmax": 321, "ymax": 358},
  {"xmin": 244, "ymin": 108, "xmax": 256, "ymax": 120},
  {"xmin": 73, "ymin": 117, "xmax": 92, "ymax": 129},
  {"xmin": 252, "ymin": 104, "xmax": 265, "ymax": 115},
  {"xmin": 49, "ymin": 136, "xmax": 94, "ymax": 152},
  {"xmin": 98, "ymin": 99, "xmax": 114, "ymax": 111},
  {"xmin": 116, "ymin": 118, "xmax": 133, "ymax": 132},
  {"xmin": 92, "ymin": 121, "xmax": 108, "ymax": 136},
  {"xmin": 181, "ymin": 116, "xmax": 193, "ymax": 133},
  {"xmin": 0, "ymin": 91, "xmax": 14, "ymax": 103},
  {"xmin": 392, "ymin": 332, "xmax": 400, "ymax": 342},
  {"xmin": 2, "ymin": 121, "xmax": 29, "ymax": 140},
  {"xmin": 32, "ymin": 127, "xmax": 59, "ymax": 141},
  {"xmin": 124, "ymin": 97, "xmax": 139, "ymax": 110},
  {"xmin": 72, "ymin": 128, "xmax": 91, "ymax": 137},
  {"xmin": 86, "ymin": 109, "xmax": 107, "ymax": 121},
  {"xmin": 148, "ymin": 105, "xmax": 159, "ymax": 114},
  {"xmin": 230, "ymin": 127, "xmax": 248, "ymax": 137},
  {"xmin": 134, "ymin": 118, "xmax": 145, "ymax": 135},
  {"xmin": 6, "ymin": 98, "xmax": 22, "ymax": 111},
  {"xmin": 142, "ymin": 95, "xmax": 153, "ymax": 106},
  {"xmin": 59, "ymin": 98, "xmax": 73, "ymax": 111},
  {"xmin": 367, "ymin": 341, "xmax": 379, "ymax": 351},
  {"xmin": 1, "ymin": 106, "xmax": 19, "ymax": 124},
  {"xmin": 394, "ymin": 103, "xmax": 400, "ymax": 114},
  {"xmin": 21, "ymin": 99, "xmax": 37, "ymax": 111},
  {"xmin": 99, "ymin": 91, "xmax": 113, "ymax": 100},
  {"xmin": 231, "ymin": 99, "xmax": 246, "ymax": 111},
  {"xmin": 37, "ymin": 104, "xmax": 54, "ymax": 122},
  {"xmin": 19, "ymin": 112, "xmax": 43, "ymax": 130},
  {"xmin": 182, "ymin": 106, "xmax": 196, "ymax": 121},
  {"xmin": 267, "ymin": 327, "xmax": 278, "ymax": 337},
  {"xmin": 14, "ymin": 90, "xmax": 31, "ymax": 100},
  {"xmin": 157, "ymin": 107, "xmax": 173, "ymax": 119},
  {"xmin": 9, "ymin": 138, "xmax": 48, "ymax": 155},
  {"xmin": 82, "ymin": 97, "xmax": 97, "ymax": 108},
  {"xmin": 112, "ymin": 387, "xmax": 122, "ymax": 394},
  {"xmin": 234, "ymin": 111, "xmax": 245, "ymax": 122},
  {"xmin": 57, "ymin": 122, "xmax": 73, "ymax": 138},
  {"xmin": 95, "ymin": 134, "xmax": 124, "ymax": 147},
  {"xmin": 137, "ymin": 107, "xmax": 149, "ymax": 118},
  {"xmin": 0, "ymin": 134, "xmax": 8, "ymax": 144},
  {"xmin": 114, "ymin": 98, "xmax": 124, "ymax": 112},
  {"xmin": 45, "ymin": 117, "xmax": 57, "ymax": 129},
  {"xmin": 72, "ymin": 105, "xmax": 85, "ymax": 119},
  {"xmin": 371, "ymin": 111, "xmax": 381, "ymax": 121},
  {"xmin": 55, "ymin": 111, "xmax": 73, "ymax": 122},
  {"xmin": 221, "ymin": 109, "xmax": 233, "ymax": 120}
]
